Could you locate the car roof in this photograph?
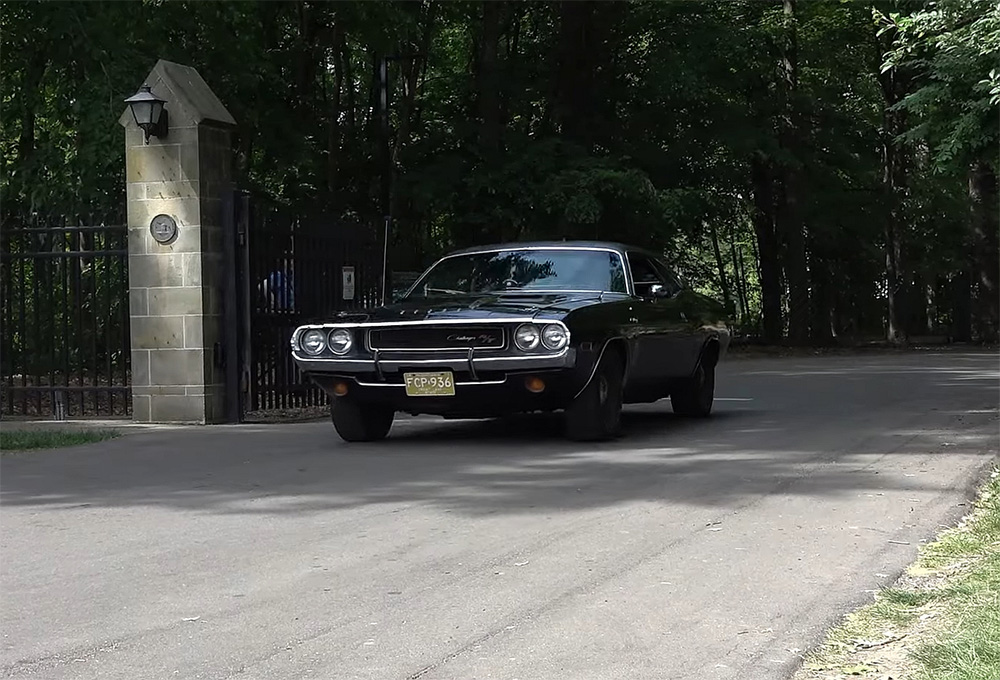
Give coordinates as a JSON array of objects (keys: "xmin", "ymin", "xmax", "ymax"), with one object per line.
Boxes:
[{"xmin": 448, "ymin": 240, "xmax": 649, "ymax": 256}]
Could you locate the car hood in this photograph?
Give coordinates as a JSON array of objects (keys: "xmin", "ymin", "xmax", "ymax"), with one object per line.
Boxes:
[{"xmin": 317, "ymin": 292, "xmax": 608, "ymax": 324}]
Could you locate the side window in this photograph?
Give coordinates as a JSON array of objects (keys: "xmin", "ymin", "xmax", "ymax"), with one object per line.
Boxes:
[
  {"xmin": 651, "ymin": 259, "xmax": 683, "ymax": 296},
  {"xmin": 627, "ymin": 254, "xmax": 666, "ymax": 297}
]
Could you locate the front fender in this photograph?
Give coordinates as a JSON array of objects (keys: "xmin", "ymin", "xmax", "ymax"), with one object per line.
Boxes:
[{"xmin": 565, "ymin": 335, "xmax": 632, "ymax": 399}]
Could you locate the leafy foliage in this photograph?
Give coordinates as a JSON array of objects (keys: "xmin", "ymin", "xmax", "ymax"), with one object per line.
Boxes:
[
  {"xmin": 2, "ymin": 0, "xmax": 996, "ymax": 343},
  {"xmin": 881, "ymin": 0, "xmax": 1000, "ymax": 171}
]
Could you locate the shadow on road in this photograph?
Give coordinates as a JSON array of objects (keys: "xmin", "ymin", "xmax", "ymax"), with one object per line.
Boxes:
[
  {"xmin": 1, "ymin": 353, "xmax": 997, "ymax": 518},
  {"xmin": 386, "ymin": 408, "xmax": 756, "ymax": 443}
]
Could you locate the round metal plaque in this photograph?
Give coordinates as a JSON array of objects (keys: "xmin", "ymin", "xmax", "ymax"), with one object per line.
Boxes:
[{"xmin": 149, "ymin": 214, "xmax": 178, "ymax": 245}]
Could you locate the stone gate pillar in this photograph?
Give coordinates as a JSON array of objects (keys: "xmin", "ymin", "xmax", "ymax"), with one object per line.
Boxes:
[{"xmin": 119, "ymin": 60, "xmax": 236, "ymax": 423}]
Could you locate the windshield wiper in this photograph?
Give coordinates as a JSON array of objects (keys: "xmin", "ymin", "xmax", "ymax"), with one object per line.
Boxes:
[
  {"xmin": 485, "ymin": 286, "xmax": 538, "ymax": 294},
  {"xmin": 423, "ymin": 287, "xmax": 468, "ymax": 295}
]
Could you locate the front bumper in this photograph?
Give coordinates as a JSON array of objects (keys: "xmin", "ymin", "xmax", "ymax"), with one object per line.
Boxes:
[
  {"xmin": 311, "ymin": 370, "xmax": 578, "ymax": 417},
  {"xmin": 293, "ymin": 348, "xmax": 585, "ymax": 417},
  {"xmin": 291, "ymin": 347, "xmax": 576, "ymax": 375}
]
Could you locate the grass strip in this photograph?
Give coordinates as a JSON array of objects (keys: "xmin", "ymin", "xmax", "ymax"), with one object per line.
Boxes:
[
  {"xmin": 796, "ymin": 465, "xmax": 1000, "ymax": 680},
  {"xmin": 0, "ymin": 428, "xmax": 121, "ymax": 452}
]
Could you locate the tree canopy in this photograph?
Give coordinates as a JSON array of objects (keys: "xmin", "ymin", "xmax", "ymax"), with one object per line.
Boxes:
[{"xmin": 2, "ymin": 0, "xmax": 997, "ymax": 343}]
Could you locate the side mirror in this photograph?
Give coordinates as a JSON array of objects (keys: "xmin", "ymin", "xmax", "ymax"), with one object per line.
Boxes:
[
  {"xmin": 649, "ymin": 284, "xmax": 669, "ymax": 298},
  {"xmin": 724, "ymin": 299, "xmax": 737, "ymax": 318}
]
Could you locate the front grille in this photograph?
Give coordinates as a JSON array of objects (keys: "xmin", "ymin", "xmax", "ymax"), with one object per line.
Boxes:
[{"xmin": 368, "ymin": 325, "xmax": 506, "ymax": 351}]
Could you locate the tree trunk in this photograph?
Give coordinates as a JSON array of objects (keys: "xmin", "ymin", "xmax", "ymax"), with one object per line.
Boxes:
[
  {"xmin": 327, "ymin": 19, "xmax": 343, "ymax": 197},
  {"xmin": 831, "ymin": 277, "xmax": 849, "ymax": 340},
  {"xmin": 728, "ymin": 221, "xmax": 749, "ymax": 321},
  {"xmin": 751, "ymin": 153, "xmax": 783, "ymax": 343},
  {"xmin": 295, "ymin": 1, "xmax": 319, "ymax": 116},
  {"xmin": 871, "ymin": 7, "xmax": 917, "ymax": 344},
  {"xmin": 505, "ymin": 7, "xmax": 521, "ymax": 128},
  {"xmin": 476, "ymin": 0, "xmax": 503, "ymax": 155},
  {"xmin": 775, "ymin": 177, "xmax": 809, "ymax": 342},
  {"xmin": 775, "ymin": 0, "xmax": 809, "ymax": 344},
  {"xmin": 810, "ymin": 256, "xmax": 835, "ymax": 344},
  {"xmin": 933, "ymin": 275, "xmax": 949, "ymax": 334},
  {"xmin": 343, "ymin": 40, "xmax": 356, "ymax": 140},
  {"xmin": 367, "ymin": 51, "xmax": 380, "ymax": 140},
  {"xmin": 12, "ymin": 49, "xmax": 48, "ymax": 215},
  {"xmin": 881, "ymin": 153, "xmax": 907, "ymax": 343},
  {"xmin": 906, "ymin": 270, "xmax": 930, "ymax": 336},
  {"xmin": 877, "ymin": 58, "xmax": 908, "ymax": 343},
  {"xmin": 709, "ymin": 220, "xmax": 732, "ymax": 313},
  {"xmin": 556, "ymin": 1, "xmax": 596, "ymax": 149},
  {"xmin": 389, "ymin": 7, "xmax": 436, "ymax": 270},
  {"xmin": 969, "ymin": 160, "xmax": 999, "ymax": 343},
  {"xmin": 952, "ymin": 270, "xmax": 973, "ymax": 342}
]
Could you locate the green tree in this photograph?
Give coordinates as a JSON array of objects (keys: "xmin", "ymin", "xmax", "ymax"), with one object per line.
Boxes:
[
  {"xmin": 881, "ymin": 0, "xmax": 1000, "ymax": 341},
  {"xmin": 2, "ymin": 0, "xmax": 996, "ymax": 348}
]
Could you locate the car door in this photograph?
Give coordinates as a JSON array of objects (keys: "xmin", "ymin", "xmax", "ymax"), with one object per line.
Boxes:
[
  {"xmin": 648, "ymin": 257, "xmax": 705, "ymax": 375},
  {"xmin": 626, "ymin": 252, "xmax": 689, "ymax": 383}
]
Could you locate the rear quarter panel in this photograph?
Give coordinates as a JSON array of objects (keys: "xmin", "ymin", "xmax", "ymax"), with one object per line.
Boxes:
[{"xmin": 678, "ymin": 291, "xmax": 731, "ymax": 368}]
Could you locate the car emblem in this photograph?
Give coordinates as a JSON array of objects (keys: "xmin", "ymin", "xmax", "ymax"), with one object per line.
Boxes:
[{"xmin": 447, "ymin": 333, "xmax": 498, "ymax": 345}]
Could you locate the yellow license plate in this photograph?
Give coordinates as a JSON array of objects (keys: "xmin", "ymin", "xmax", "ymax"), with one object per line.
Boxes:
[{"xmin": 403, "ymin": 372, "xmax": 455, "ymax": 397}]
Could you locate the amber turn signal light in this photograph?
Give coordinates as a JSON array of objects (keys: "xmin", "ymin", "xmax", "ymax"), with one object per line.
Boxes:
[
  {"xmin": 525, "ymin": 376, "xmax": 546, "ymax": 393},
  {"xmin": 333, "ymin": 382, "xmax": 349, "ymax": 396}
]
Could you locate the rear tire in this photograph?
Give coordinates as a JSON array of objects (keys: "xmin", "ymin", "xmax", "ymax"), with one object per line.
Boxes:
[
  {"xmin": 670, "ymin": 357, "xmax": 715, "ymax": 417},
  {"xmin": 565, "ymin": 350, "xmax": 624, "ymax": 441},
  {"xmin": 331, "ymin": 399, "xmax": 394, "ymax": 442}
]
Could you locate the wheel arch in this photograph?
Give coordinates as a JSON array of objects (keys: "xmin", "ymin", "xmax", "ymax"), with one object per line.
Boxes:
[
  {"xmin": 572, "ymin": 336, "xmax": 630, "ymax": 399},
  {"xmin": 699, "ymin": 334, "xmax": 721, "ymax": 370},
  {"xmin": 604, "ymin": 337, "xmax": 629, "ymax": 372}
]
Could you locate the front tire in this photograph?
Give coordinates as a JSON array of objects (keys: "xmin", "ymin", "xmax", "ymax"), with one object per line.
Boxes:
[
  {"xmin": 670, "ymin": 360, "xmax": 715, "ymax": 417},
  {"xmin": 565, "ymin": 351, "xmax": 624, "ymax": 441},
  {"xmin": 331, "ymin": 399, "xmax": 394, "ymax": 442}
]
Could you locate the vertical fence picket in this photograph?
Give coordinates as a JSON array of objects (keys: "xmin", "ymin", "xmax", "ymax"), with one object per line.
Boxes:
[
  {"xmin": 1, "ymin": 219, "xmax": 130, "ymax": 418},
  {"xmin": 237, "ymin": 199, "xmax": 381, "ymax": 417},
  {"xmin": 18, "ymin": 228, "xmax": 28, "ymax": 415},
  {"xmin": 32, "ymin": 222, "xmax": 43, "ymax": 415},
  {"xmin": 89, "ymin": 216, "xmax": 100, "ymax": 417},
  {"xmin": 104, "ymin": 226, "xmax": 114, "ymax": 415},
  {"xmin": 61, "ymin": 222, "xmax": 72, "ymax": 416}
]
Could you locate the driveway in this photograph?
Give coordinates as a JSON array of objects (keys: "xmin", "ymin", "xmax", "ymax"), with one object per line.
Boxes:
[{"xmin": 2, "ymin": 351, "xmax": 997, "ymax": 680}]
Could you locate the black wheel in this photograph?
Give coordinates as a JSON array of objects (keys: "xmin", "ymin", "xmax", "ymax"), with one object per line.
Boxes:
[
  {"xmin": 670, "ymin": 359, "xmax": 715, "ymax": 417},
  {"xmin": 331, "ymin": 399, "xmax": 395, "ymax": 442},
  {"xmin": 565, "ymin": 351, "xmax": 624, "ymax": 441}
]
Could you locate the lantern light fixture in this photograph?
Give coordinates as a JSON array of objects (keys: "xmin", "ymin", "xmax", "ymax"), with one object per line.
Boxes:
[{"xmin": 124, "ymin": 85, "xmax": 167, "ymax": 143}]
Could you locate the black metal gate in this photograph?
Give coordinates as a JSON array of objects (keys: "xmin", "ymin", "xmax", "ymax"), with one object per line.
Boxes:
[
  {"xmin": 233, "ymin": 195, "xmax": 383, "ymax": 416},
  {"xmin": 1, "ymin": 218, "xmax": 131, "ymax": 418}
]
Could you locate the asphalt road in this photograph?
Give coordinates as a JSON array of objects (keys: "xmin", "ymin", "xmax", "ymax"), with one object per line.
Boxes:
[{"xmin": 2, "ymin": 351, "xmax": 998, "ymax": 680}]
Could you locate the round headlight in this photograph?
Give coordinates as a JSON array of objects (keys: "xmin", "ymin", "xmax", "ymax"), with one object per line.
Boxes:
[
  {"xmin": 541, "ymin": 324, "xmax": 568, "ymax": 350},
  {"xmin": 328, "ymin": 328, "xmax": 353, "ymax": 355},
  {"xmin": 514, "ymin": 324, "xmax": 540, "ymax": 351},
  {"xmin": 301, "ymin": 329, "xmax": 326, "ymax": 355}
]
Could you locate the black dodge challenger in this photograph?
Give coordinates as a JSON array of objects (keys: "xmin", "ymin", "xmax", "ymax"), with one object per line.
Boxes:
[{"xmin": 290, "ymin": 241, "xmax": 731, "ymax": 442}]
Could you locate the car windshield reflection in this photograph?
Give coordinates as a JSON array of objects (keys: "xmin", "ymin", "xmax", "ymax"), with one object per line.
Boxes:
[{"xmin": 405, "ymin": 249, "xmax": 628, "ymax": 299}]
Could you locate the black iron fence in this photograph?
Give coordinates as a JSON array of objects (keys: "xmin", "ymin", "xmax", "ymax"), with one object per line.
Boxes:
[
  {"xmin": 1, "ymin": 219, "xmax": 131, "ymax": 418},
  {"xmin": 238, "ymin": 198, "xmax": 382, "ymax": 413},
  {"xmin": 1, "ymin": 203, "xmax": 385, "ymax": 420}
]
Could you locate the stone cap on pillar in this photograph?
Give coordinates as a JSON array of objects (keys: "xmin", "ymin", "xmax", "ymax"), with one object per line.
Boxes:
[{"xmin": 119, "ymin": 59, "xmax": 236, "ymax": 131}]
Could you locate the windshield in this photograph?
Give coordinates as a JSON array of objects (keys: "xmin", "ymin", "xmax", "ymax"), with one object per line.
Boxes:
[{"xmin": 405, "ymin": 249, "xmax": 628, "ymax": 299}]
